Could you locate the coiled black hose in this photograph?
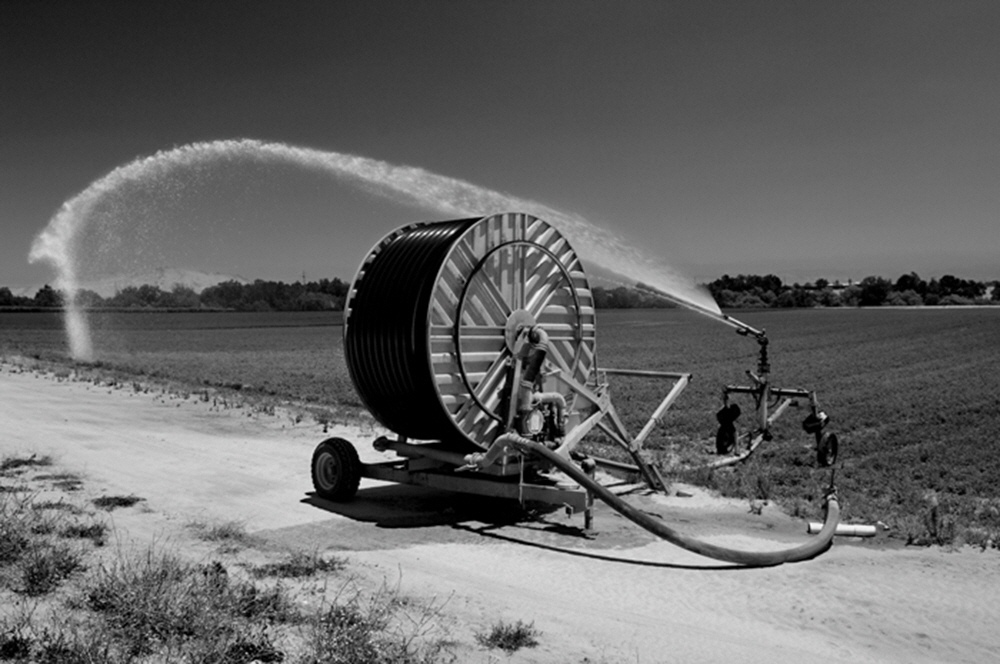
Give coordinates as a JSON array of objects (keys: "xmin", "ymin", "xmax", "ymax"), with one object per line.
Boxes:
[
  {"xmin": 345, "ymin": 218, "xmax": 480, "ymax": 444},
  {"xmin": 505, "ymin": 435, "xmax": 840, "ymax": 566}
]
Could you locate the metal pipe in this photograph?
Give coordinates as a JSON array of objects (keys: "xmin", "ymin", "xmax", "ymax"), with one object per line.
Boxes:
[
  {"xmin": 807, "ymin": 522, "xmax": 876, "ymax": 537},
  {"xmin": 500, "ymin": 433, "xmax": 840, "ymax": 566},
  {"xmin": 632, "ymin": 374, "xmax": 690, "ymax": 451},
  {"xmin": 373, "ymin": 437, "xmax": 469, "ymax": 467},
  {"xmin": 602, "ymin": 368, "xmax": 691, "ymax": 380}
]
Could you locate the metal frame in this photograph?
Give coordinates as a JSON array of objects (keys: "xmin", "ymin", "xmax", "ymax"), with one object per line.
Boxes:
[
  {"xmin": 705, "ymin": 321, "xmax": 829, "ymax": 469},
  {"xmin": 328, "ymin": 215, "xmax": 836, "ymax": 538},
  {"xmin": 350, "ymin": 361, "xmax": 695, "ymax": 528}
]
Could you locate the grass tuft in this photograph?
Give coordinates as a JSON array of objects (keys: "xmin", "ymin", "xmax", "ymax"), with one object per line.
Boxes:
[
  {"xmin": 91, "ymin": 495, "xmax": 144, "ymax": 511},
  {"xmin": 61, "ymin": 522, "xmax": 109, "ymax": 547},
  {"xmin": 474, "ymin": 619, "xmax": 540, "ymax": 653},
  {"xmin": 19, "ymin": 542, "xmax": 85, "ymax": 596},
  {"xmin": 0, "ymin": 629, "xmax": 32, "ymax": 660},
  {"xmin": 83, "ymin": 551, "xmax": 297, "ymax": 658},
  {"xmin": 0, "ymin": 454, "xmax": 53, "ymax": 474},
  {"xmin": 249, "ymin": 550, "xmax": 346, "ymax": 579},
  {"xmin": 188, "ymin": 520, "xmax": 256, "ymax": 553}
]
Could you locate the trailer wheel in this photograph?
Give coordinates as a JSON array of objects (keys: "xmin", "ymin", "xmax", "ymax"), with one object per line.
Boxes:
[
  {"xmin": 312, "ymin": 438, "xmax": 361, "ymax": 501},
  {"xmin": 816, "ymin": 432, "xmax": 838, "ymax": 467},
  {"xmin": 716, "ymin": 425, "xmax": 737, "ymax": 455}
]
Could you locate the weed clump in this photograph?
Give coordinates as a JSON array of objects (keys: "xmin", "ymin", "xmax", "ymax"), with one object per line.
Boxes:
[
  {"xmin": 92, "ymin": 495, "xmax": 144, "ymax": 511},
  {"xmin": 474, "ymin": 619, "xmax": 540, "ymax": 654},
  {"xmin": 250, "ymin": 551, "xmax": 346, "ymax": 579},
  {"xmin": 83, "ymin": 552, "xmax": 297, "ymax": 659},
  {"xmin": 1, "ymin": 491, "xmax": 91, "ymax": 597},
  {"xmin": 0, "ymin": 454, "xmax": 53, "ymax": 474},
  {"xmin": 61, "ymin": 522, "xmax": 109, "ymax": 547},
  {"xmin": 188, "ymin": 519, "xmax": 257, "ymax": 553}
]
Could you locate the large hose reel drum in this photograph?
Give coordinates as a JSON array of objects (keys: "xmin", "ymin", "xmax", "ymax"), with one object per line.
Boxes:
[{"xmin": 344, "ymin": 212, "xmax": 596, "ymax": 451}]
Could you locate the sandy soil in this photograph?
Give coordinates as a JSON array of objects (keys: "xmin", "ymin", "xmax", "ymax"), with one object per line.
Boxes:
[{"xmin": 2, "ymin": 364, "xmax": 998, "ymax": 663}]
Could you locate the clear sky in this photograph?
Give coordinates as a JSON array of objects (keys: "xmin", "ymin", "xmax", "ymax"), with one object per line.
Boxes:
[{"xmin": 2, "ymin": 0, "xmax": 998, "ymax": 292}]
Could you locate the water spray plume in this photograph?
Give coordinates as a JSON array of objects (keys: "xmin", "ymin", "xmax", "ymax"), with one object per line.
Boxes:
[
  {"xmin": 29, "ymin": 139, "xmax": 720, "ymax": 360},
  {"xmin": 634, "ymin": 282, "xmax": 762, "ymax": 337}
]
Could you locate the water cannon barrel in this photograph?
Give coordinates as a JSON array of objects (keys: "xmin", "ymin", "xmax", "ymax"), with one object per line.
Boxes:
[
  {"xmin": 634, "ymin": 283, "xmax": 765, "ymax": 339},
  {"xmin": 721, "ymin": 313, "xmax": 766, "ymax": 340}
]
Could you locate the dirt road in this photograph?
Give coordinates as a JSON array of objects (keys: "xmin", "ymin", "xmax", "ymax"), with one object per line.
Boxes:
[{"xmin": 2, "ymin": 364, "xmax": 997, "ymax": 663}]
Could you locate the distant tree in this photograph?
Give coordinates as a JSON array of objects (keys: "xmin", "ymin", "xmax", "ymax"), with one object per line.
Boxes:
[
  {"xmin": 164, "ymin": 284, "xmax": 200, "ymax": 309},
  {"xmin": 296, "ymin": 292, "xmax": 337, "ymax": 311},
  {"xmin": 894, "ymin": 272, "xmax": 924, "ymax": 294},
  {"xmin": 815, "ymin": 287, "xmax": 842, "ymax": 307},
  {"xmin": 33, "ymin": 284, "xmax": 62, "ymax": 308},
  {"xmin": 814, "ymin": 278, "xmax": 829, "ymax": 290},
  {"xmin": 603, "ymin": 286, "xmax": 637, "ymax": 308},
  {"xmin": 108, "ymin": 285, "xmax": 141, "ymax": 308},
  {"xmin": 774, "ymin": 290, "xmax": 797, "ymax": 308},
  {"xmin": 992, "ymin": 281, "xmax": 1000, "ymax": 301},
  {"xmin": 839, "ymin": 285, "xmax": 861, "ymax": 307},
  {"xmin": 75, "ymin": 289, "xmax": 105, "ymax": 308},
  {"xmin": 134, "ymin": 284, "xmax": 166, "ymax": 307},
  {"xmin": 939, "ymin": 274, "xmax": 985, "ymax": 300},
  {"xmin": 708, "ymin": 274, "xmax": 784, "ymax": 301},
  {"xmin": 775, "ymin": 287, "xmax": 817, "ymax": 308},
  {"xmin": 939, "ymin": 293, "xmax": 974, "ymax": 306},
  {"xmin": 885, "ymin": 289, "xmax": 923, "ymax": 306},
  {"xmin": 200, "ymin": 280, "xmax": 246, "ymax": 310},
  {"xmin": 857, "ymin": 276, "xmax": 892, "ymax": 306},
  {"xmin": 0, "ymin": 286, "xmax": 13, "ymax": 306}
]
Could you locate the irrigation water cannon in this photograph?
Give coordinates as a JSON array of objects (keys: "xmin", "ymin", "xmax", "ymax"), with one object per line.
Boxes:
[
  {"xmin": 635, "ymin": 283, "xmax": 839, "ymax": 469},
  {"xmin": 310, "ymin": 213, "xmax": 840, "ymax": 566}
]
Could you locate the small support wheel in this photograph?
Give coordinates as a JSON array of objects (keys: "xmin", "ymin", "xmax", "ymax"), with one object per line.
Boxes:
[
  {"xmin": 715, "ymin": 403, "xmax": 741, "ymax": 455},
  {"xmin": 816, "ymin": 431, "xmax": 838, "ymax": 467},
  {"xmin": 312, "ymin": 438, "xmax": 361, "ymax": 501},
  {"xmin": 715, "ymin": 425, "xmax": 737, "ymax": 455}
]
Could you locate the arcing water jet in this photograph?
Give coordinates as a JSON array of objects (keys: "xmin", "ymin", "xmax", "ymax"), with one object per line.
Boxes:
[{"xmin": 29, "ymin": 138, "xmax": 718, "ymax": 360}]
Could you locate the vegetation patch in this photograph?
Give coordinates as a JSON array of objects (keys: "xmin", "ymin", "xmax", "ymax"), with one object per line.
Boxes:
[
  {"xmin": 0, "ymin": 454, "xmax": 53, "ymax": 474},
  {"xmin": 250, "ymin": 550, "xmax": 346, "ymax": 579},
  {"xmin": 1, "ymin": 492, "xmax": 94, "ymax": 598},
  {"xmin": 92, "ymin": 495, "xmax": 145, "ymax": 511},
  {"xmin": 474, "ymin": 619, "xmax": 540, "ymax": 653},
  {"xmin": 61, "ymin": 522, "xmax": 109, "ymax": 547},
  {"xmin": 83, "ymin": 552, "xmax": 299, "ymax": 658},
  {"xmin": 188, "ymin": 519, "xmax": 256, "ymax": 549}
]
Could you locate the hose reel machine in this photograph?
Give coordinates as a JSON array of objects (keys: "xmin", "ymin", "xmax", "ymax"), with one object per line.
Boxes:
[{"xmin": 311, "ymin": 212, "xmax": 840, "ymax": 565}]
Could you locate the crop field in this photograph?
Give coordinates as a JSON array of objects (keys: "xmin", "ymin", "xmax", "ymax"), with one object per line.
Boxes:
[{"xmin": 3, "ymin": 306, "xmax": 999, "ymax": 545}]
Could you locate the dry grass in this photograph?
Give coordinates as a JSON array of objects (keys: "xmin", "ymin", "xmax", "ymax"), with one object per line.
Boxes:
[
  {"xmin": 474, "ymin": 619, "xmax": 540, "ymax": 654},
  {"xmin": 0, "ymin": 453, "xmax": 457, "ymax": 663}
]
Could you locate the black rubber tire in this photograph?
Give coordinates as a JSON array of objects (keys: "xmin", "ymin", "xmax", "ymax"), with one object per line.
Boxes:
[
  {"xmin": 716, "ymin": 403, "xmax": 741, "ymax": 425},
  {"xmin": 311, "ymin": 438, "xmax": 362, "ymax": 501},
  {"xmin": 716, "ymin": 424, "xmax": 737, "ymax": 455},
  {"xmin": 816, "ymin": 431, "xmax": 838, "ymax": 467}
]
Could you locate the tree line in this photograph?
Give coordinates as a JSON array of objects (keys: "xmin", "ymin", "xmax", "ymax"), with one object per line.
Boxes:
[
  {"xmin": 1, "ymin": 272, "xmax": 997, "ymax": 311},
  {"xmin": 595, "ymin": 272, "xmax": 999, "ymax": 308},
  {"xmin": 0, "ymin": 278, "xmax": 350, "ymax": 312}
]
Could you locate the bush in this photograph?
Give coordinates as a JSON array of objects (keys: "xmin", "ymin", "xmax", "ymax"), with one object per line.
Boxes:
[
  {"xmin": 84, "ymin": 551, "xmax": 296, "ymax": 658},
  {"xmin": 250, "ymin": 550, "xmax": 346, "ymax": 579},
  {"xmin": 20, "ymin": 542, "xmax": 84, "ymax": 596},
  {"xmin": 474, "ymin": 619, "xmax": 540, "ymax": 654}
]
